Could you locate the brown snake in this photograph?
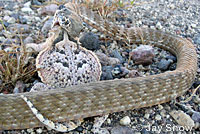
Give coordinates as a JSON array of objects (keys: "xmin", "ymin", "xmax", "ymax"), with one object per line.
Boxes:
[{"xmin": 0, "ymin": 3, "xmax": 198, "ymax": 130}]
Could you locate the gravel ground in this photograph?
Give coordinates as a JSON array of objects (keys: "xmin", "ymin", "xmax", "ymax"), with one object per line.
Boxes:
[{"xmin": 0, "ymin": 0, "xmax": 200, "ymax": 134}]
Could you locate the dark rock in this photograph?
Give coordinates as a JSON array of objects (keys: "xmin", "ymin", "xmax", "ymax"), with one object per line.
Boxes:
[
  {"xmin": 169, "ymin": 63, "xmax": 176, "ymax": 71},
  {"xmin": 193, "ymin": 81, "xmax": 200, "ymax": 88},
  {"xmin": 111, "ymin": 65, "xmax": 123, "ymax": 78},
  {"xmin": 157, "ymin": 59, "xmax": 172, "ymax": 71},
  {"xmin": 192, "ymin": 112, "xmax": 200, "ymax": 122},
  {"xmin": 111, "ymin": 65, "xmax": 128, "ymax": 78},
  {"xmin": 79, "ymin": 32, "xmax": 100, "ymax": 50},
  {"xmin": 76, "ymin": 126, "xmax": 83, "ymax": 132},
  {"xmin": 31, "ymin": 0, "xmax": 42, "ymax": 5},
  {"xmin": 101, "ymin": 66, "xmax": 114, "ymax": 80},
  {"xmin": 111, "ymin": 126, "xmax": 134, "ymax": 134}
]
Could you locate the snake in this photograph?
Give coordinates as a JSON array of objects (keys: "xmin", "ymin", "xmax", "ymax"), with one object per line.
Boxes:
[{"xmin": 0, "ymin": 2, "xmax": 197, "ymax": 130}]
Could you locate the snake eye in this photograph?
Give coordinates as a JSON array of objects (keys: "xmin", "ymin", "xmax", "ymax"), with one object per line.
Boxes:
[
  {"xmin": 58, "ymin": 5, "xmax": 66, "ymax": 10},
  {"xmin": 65, "ymin": 19, "xmax": 70, "ymax": 25}
]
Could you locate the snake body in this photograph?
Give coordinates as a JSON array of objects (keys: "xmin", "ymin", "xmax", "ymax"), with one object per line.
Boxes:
[{"xmin": 0, "ymin": 3, "xmax": 197, "ymax": 130}]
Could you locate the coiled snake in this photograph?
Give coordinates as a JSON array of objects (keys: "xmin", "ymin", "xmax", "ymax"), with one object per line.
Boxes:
[{"xmin": 0, "ymin": 2, "xmax": 197, "ymax": 131}]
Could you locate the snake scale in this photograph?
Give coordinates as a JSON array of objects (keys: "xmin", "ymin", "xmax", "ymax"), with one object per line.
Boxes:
[{"xmin": 0, "ymin": 2, "xmax": 197, "ymax": 130}]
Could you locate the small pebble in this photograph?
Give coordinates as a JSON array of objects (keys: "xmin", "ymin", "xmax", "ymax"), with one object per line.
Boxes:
[
  {"xmin": 111, "ymin": 126, "xmax": 134, "ymax": 134},
  {"xmin": 158, "ymin": 59, "xmax": 172, "ymax": 71},
  {"xmin": 7, "ymin": 17, "xmax": 16, "ymax": 24},
  {"xmin": 144, "ymin": 114, "xmax": 150, "ymax": 119},
  {"xmin": 156, "ymin": 22, "xmax": 162, "ymax": 29},
  {"xmin": 192, "ymin": 112, "xmax": 200, "ymax": 122},
  {"xmin": 24, "ymin": 36, "xmax": 34, "ymax": 44},
  {"xmin": 120, "ymin": 116, "xmax": 131, "ymax": 125},
  {"xmin": 36, "ymin": 128, "xmax": 43, "ymax": 134},
  {"xmin": 155, "ymin": 114, "xmax": 162, "ymax": 121},
  {"xmin": 76, "ymin": 126, "xmax": 84, "ymax": 132},
  {"xmin": 21, "ymin": 7, "xmax": 34, "ymax": 14}
]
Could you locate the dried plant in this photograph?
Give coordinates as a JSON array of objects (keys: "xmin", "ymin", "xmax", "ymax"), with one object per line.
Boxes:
[{"xmin": 0, "ymin": 20, "xmax": 36, "ymax": 94}]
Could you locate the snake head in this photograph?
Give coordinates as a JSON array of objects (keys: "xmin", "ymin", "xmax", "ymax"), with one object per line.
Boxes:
[
  {"xmin": 52, "ymin": 5, "xmax": 83, "ymax": 39},
  {"xmin": 52, "ymin": 5, "xmax": 71, "ymax": 32}
]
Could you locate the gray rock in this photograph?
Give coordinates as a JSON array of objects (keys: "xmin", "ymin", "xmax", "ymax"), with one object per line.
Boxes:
[
  {"xmin": 19, "ymin": 16, "xmax": 28, "ymax": 24},
  {"xmin": 79, "ymin": 32, "xmax": 100, "ymax": 50},
  {"xmin": 111, "ymin": 126, "xmax": 134, "ymax": 134},
  {"xmin": 95, "ymin": 52, "xmax": 120, "ymax": 66},
  {"xmin": 112, "ymin": 50, "xmax": 124, "ymax": 63},
  {"xmin": 8, "ymin": 24, "xmax": 31, "ymax": 34},
  {"xmin": 101, "ymin": 66, "xmax": 114, "ymax": 80},
  {"xmin": 24, "ymin": 36, "xmax": 34, "ymax": 44},
  {"xmin": 38, "ymin": 4, "xmax": 58, "ymax": 15},
  {"xmin": 192, "ymin": 112, "xmax": 200, "ymax": 122},
  {"xmin": 158, "ymin": 59, "xmax": 172, "ymax": 71},
  {"xmin": 41, "ymin": 18, "xmax": 53, "ymax": 35},
  {"xmin": 194, "ymin": 34, "xmax": 200, "ymax": 45}
]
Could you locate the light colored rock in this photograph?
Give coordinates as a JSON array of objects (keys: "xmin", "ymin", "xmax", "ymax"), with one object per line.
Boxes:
[
  {"xmin": 120, "ymin": 116, "xmax": 131, "ymax": 126},
  {"xmin": 144, "ymin": 113, "xmax": 150, "ymax": 119},
  {"xmin": 170, "ymin": 110, "xmax": 195, "ymax": 128},
  {"xmin": 191, "ymin": 23, "xmax": 197, "ymax": 28},
  {"xmin": 36, "ymin": 128, "xmax": 43, "ymax": 134},
  {"xmin": 155, "ymin": 114, "xmax": 162, "ymax": 121},
  {"xmin": 156, "ymin": 22, "xmax": 162, "ymax": 29},
  {"xmin": 0, "ymin": 36, "xmax": 6, "ymax": 43},
  {"xmin": 7, "ymin": 17, "xmax": 16, "ymax": 24},
  {"xmin": 38, "ymin": 4, "xmax": 58, "ymax": 15},
  {"xmin": 21, "ymin": 7, "xmax": 34, "ymax": 14},
  {"xmin": 24, "ymin": 1, "xmax": 31, "ymax": 7},
  {"xmin": 3, "ymin": 15, "xmax": 10, "ymax": 21}
]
